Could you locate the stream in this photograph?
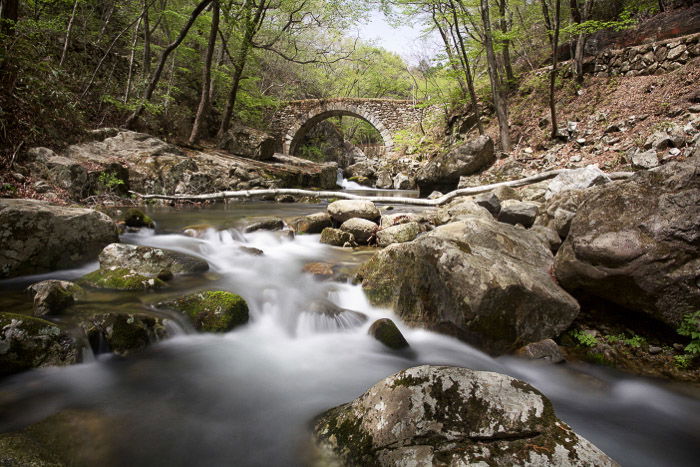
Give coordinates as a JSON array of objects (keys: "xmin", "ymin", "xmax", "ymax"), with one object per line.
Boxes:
[{"xmin": 1, "ymin": 199, "xmax": 699, "ymax": 466}]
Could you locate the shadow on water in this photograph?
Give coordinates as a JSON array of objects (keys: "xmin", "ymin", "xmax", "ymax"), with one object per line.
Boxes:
[{"xmin": 0, "ymin": 203, "xmax": 698, "ymax": 467}]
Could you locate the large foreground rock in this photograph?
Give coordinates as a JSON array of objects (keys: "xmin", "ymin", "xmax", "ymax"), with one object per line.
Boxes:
[
  {"xmin": 312, "ymin": 365, "xmax": 617, "ymax": 466},
  {"xmin": 0, "ymin": 199, "xmax": 119, "ymax": 279},
  {"xmin": 0, "ymin": 313, "xmax": 80, "ymax": 377},
  {"xmin": 327, "ymin": 200, "xmax": 380, "ymax": 223},
  {"xmin": 554, "ymin": 156, "xmax": 700, "ymax": 327},
  {"xmin": 417, "ymin": 135, "xmax": 495, "ymax": 196},
  {"xmin": 357, "ymin": 217, "xmax": 579, "ymax": 354}
]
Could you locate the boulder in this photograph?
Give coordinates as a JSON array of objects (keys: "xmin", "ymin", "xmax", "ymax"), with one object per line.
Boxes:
[
  {"xmin": 121, "ymin": 208, "xmax": 154, "ymax": 228},
  {"xmin": 554, "ymin": 156, "xmax": 700, "ymax": 328},
  {"xmin": 545, "ymin": 165, "xmax": 611, "ymax": 200},
  {"xmin": 437, "ymin": 199, "xmax": 493, "ymax": 224},
  {"xmin": 473, "ymin": 191, "xmax": 501, "ymax": 216},
  {"xmin": 320, "ymin": 228, "xmax": 356, "ymax": 247},
  {"xmin": 375, "ymin": 171, "xmax": 394, "ymax": 189},
  {"xmin": 392, "ymin": 173, "xmax": 413, "ymax": 190},
  {"xmin": 367, "ymin": 318, "xmax": 409, "ymax": 350},
  {"xmin": 0, "ymin": 199, "xmax": 119, "ymax": 279},
  {"xmin": 98, "ymin": 243, "xmax": 209, "ymax": 276},
  {"xmin": 417, "ymin": 135, "xmax": 495, "ymax": 196},
  {"xmin": 218, "ymin": 122, "xmax": 276, "ymax": 161},
  {"xmin": 515, "ymin": 338, "xmax": 565, "ymax": 363},
  {"xmin": 498, "ymin": 200, "xmax": 540, "ymax": 228},
  {"xmin": 26, "ymin": 280, "xmax": 83, "ymax": 316},
  {"xmin": 530, "ymin": 225, "xmax": 563, "ymax": 253},
  {"xmin": 535, "ymin": 189, "xmax": 589, "ymax": 239},
  {"xmin": 80, "ymin": 268, "xmax": 167, "ymax": 290},
  {"xmin": 631, "ymin": 149, "xmax": 660, "ymax": 169},
  {"xmin": 345, "ymin": 160, "xmax": 377, "ymax": 185},
  {"xmin": 157, "ymin": 290, "xmax": 249, "ymax": 333},
  {"xmin": 243, "ymin": 217, "xmax": 285, "ymax": 233},
  {"xmin": 327, "ymin": 200, "xmax": 380, "ymax": 223},
  {"xmin": 376, "ymin": 222, "xmax": 422, "ymax": 247},
  {"xmin": 290, "ymin": 212, "xmax": 332, "ymax": 234},
  {"xmin": 357, "ymin": 217, "xmax": 579, "ymax": 354},
  {"xmin": 0, "ymin": 313, "xmax": 80, "ymax": 377},
  {"xmin": 340, "ymin": 218, "xmax": 378, "ymax": 244},
  {"xmin": 80, "ymin": 312, "xmax": 168, "ymax": 356},
  {"xmin": 312, "ymin": 365, "xmax": 617, "ymax": 466}
]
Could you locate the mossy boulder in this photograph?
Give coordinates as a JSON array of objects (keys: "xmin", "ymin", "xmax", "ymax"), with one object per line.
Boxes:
[
  {"xmin": 121, "ymin": 208, "xmax": 154, "ymax": 228},
  {"xmin": 0, "ymin": 313, "xmax": 80, "ymax": 377},
  {"xmin": 368, "ymin": 318, "xmax": 409, "ymax": 350},
  {"xmin": 80, "ymin": 268, "xmax": 166, "ymax": 290},
  {"xmin": 26, "ymin": 280, "xmax": 84, "ymax": 316},
  {"xmin": 158, "ymin": 291, "xmax": 249, "ymax": 333},
  {"xmin": 98, "ymin": 243, "xmax": 209, "ymax": 276},
  {"xmin": 311, "ymin": 365, "xmax": 617, "ymax": 466},
  {"xmin": 0, "ymin": 409, "xmax": 116, "ymax": 466},
  {"xmin": 80, "ymin": 312, "xmax": 168, "ymax": 356},
  {"xmin": 320, "ymin": 228, "xmax": 356, "ymax": 247}
]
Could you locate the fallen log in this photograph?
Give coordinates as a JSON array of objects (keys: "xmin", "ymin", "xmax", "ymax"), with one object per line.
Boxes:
[{"xmin": 129, "ymin": 169, "xmax": 635, "ymax": 207}]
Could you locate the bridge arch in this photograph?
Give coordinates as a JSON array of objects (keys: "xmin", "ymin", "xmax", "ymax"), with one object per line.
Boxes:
[{"xmin": 269, "ymin": 99, "xmax": 427, "ymax": 156}]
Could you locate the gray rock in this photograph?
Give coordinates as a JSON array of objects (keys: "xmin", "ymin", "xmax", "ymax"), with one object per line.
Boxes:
[
  {"xmin": 357, "ymin": 217, "xmax": 579, "ymax": 354},
  {"xmin": 340, "ymin": 218, "xmax": 378, "ymax": 244},
  {"xmin": 493, "ymin": 185, "xmax": 520, "ymax": 201},
  {"xmin": 367, "ymin": 318, "xmax": 409, "ymax": 349},
  {"xmin": 26, "ymin": 280, "xmax": 83, "ymax": 316},
  {"xmin": 516, "ymin": 338, "xmax": 564, "ymax": 363},
  {"xmin": 218, "ymin": 122, "xmax": 276, "ymax": 161},
  {"xmin": 376, "ymin": 222, "xmax": 422, "ymax": 247},
  {"xmin": 380, "ymin": 212, "xmax": 421, "ymax": 228},
  {"xmin": 0, "ymin": 313, "xmax": 80, "ymax": 377},
  {"xmin": 98, "ymin": 243, "xmax": 209, "ymax": 276},
  {"xmin": 498, "ymin": 199, "xmax": 540, "ymax": 227},
  {"xmin": 416, "ymin": 135, "xmax": 495, "ymax": 196},
  {"xmin": 243, "ymin": 217, "xmax": 285, "ymax": 233},
  {"xmin": 545, "ymin": 165, "xmax": 611, "ymax": 200},
  {"xmin": 535, "ymin": 189, "xmax": 589, "ymax": 239},
  {"xmin": 327, "ymin": 200, "xmax": 380, "ymax": 223},
  {"xmin": 437, "ymin": 198, "xmax": 493, "ymax": 224},
  {"xmin": 531, "ymin": 224, "xmax": 563, "ymax": 253},
  {"xmin": 554, "ymin": 156, "xmax": 700, "ymax": 328},
  {"xmin": 290, "ymin": 212, "xmax": 332, "ymax": 234},
  {"xmin": 375, "ymin": 171, "xmax": 394, "ymax": 189},
  {"xmin": 320, "ymin": 228, "xmax": 356, "ymax": 247},
  {"xmin": 312, "ymin": 365, "xmax": 616, "ymax": 467},
  {"xmin": 427, "ymin": 190, "xmax": 443, "ymax": 199},
  {"xmin": 0, "ymin": 199, "xmax": 119, "ymax": 279},
  {"xmin": 80, "ymin": 312, "xmax": 168, "ymax": 356},
  {"xmin": 631, "ymin": 149, "xmax": 660, "ymax": 169},
  {"xmin": 473, "ymin": 192, "xmax": 501, "ymax": 216},
  {"xmin": 392, "ymin": 172, "xmax": 413, "ymax": 190}
]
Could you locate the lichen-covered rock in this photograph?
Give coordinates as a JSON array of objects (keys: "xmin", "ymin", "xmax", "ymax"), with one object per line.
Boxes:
[
  {"xmin": 516, "ymin": 339, "xmax": 565, "ymax": 363},
  {"xmin": 555, "ymin": 156, "xmax": 700, "ymax": 328},
  {"xmin": 0, "ymin": 199, "xmax": 119, "ymax": 279},
  {"xmin": 376, "ymin": 222, "xmax": 422, "ymax": 247},
  {"xmin": 80, "ymin": 268, "xmax": 166, "ymax": 290},
  {"xmin": 243, "ymin": 217, "xmax": 285, "ymax": 233},
  {"xmin": 80, "ymin": 312, "xmax": 168, "ymax": 356},
  {"xmin": 327, "ymin": 200, "xmax": 381, "ymax": 223},
  {"xmin": 416, "ymin": 135, "xmax": 495, "ymax": 196},
  {"xmin": 157, "ymin": 291, "xmax": 249, "ymax": 333},
  {"xmin": 437, "ymin": 199, "xmax": 493, "ymax": 224},
  {"xmin": 631, "ymin": 149, "xmax": 660, "ymax": 169},
  {"xmin": 367, "ymin": 318, "xmax": 409, "ymax": 350},
  {"xmin": 357, "ymin": 217, "xmax": 579, "ymax": 354},
  {"xmin": 98, "ymin": 243, "xmax": 209, "ymax": 276},
  {"xmin": 545, "ymin": 165, "xmax": 611, "ymax": 200},
  {"xmin": 312, "ymin": 365, "xmax": 617, "ymax": 466},
  {"xmin": 0, "ymin": 313, "xmax": 80, "ymax": 377},
  {"xmin": 320, "ymin": 228, "xmax": 356, "ymax": 247},
  {"xmin": 340, "ymin": 218, "xmax": 378, "ymax": 245},
  {"xmin": 26, "ymin": 280, "xmax": 83, "ymax": 316},
  {"xmin": 498, "ymin": 200, "xmax": 540, "ymax": 228},
  {"xmin": 291, "ymin": 212, "xmax": 332, "ymax": 234}
]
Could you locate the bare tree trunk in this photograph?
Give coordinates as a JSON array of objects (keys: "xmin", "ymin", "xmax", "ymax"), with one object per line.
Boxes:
[
  {"xmin": 189, "ymin": 0, "xmax": 220, "ymax": 144},
  {"xmin": 431, "ymin": 8, "xmax": 467, "ymax": 96},
  {"xmin": 0, "ymin": 0, "xmax": 20, "ymax": 93},
  {"xmin": 480, "ymin": 0, "xmax": 511, "ymax": 152},
  {"xmin": 124, "ymin": 16, "xmax": 143, "ymax": 102},
  {"xmin": 549, "ymin": 0, "xmax": 562, "ymax": 139},
  {"xmin": 125, "ymin": 0, "xmax": 212, "ymax": 129},
  {"xmin": 59, "ymin": 0, "xmax": 79, "ymax": 67},
  {"xmin": 498, "ymin": 0, "xmax": 515, "ymax": 85},
  {"xmin": 142, "ymin": 0, "xmax": 152, "ymax": 79},
  {"xmin": 573, "ymin": 0, "xmax": 593, "ymax": 83},
  {"xmin": 540, "ymin": 0, "xmax": 553, "ymax": 47}
]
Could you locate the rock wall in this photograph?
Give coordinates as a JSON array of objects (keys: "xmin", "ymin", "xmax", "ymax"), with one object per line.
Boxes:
[{"xmin": 590, "ymin": 32, "xmax": 700, "ymax": 77}]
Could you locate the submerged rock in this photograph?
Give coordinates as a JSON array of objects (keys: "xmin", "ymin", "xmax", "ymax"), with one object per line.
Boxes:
[
  {"xmin": 368, "ymin": 318, "xmax": 409, "ymax": 350},
  {"xmin": 291, "ymin": 212, "xmax": 332, "ymax": 234},
  {"xmin": 0, "ymin": 199, "xmax": 119, "ymax": 279},
  {"xmin": 0, "ymin": 313, "xmax": 80, "ymax": 377},
  {"xmin": 98, "ymin": 243, "xmax": 209, "ymax": 276},
  {"xmin": 26, "ymin": 280, "xmax": 83, "ymax": 316},
  {"xmin": 327, "ymin": 200, "xmax": 380, "ymax": 223},
  {"xmin": 320, "ymin": 228, "xmax": 356, "ymax": 247},
  {"xmin": 158, "ymin": 291, "xmax": 249, "ymax": 333},
  {"xmin": 357, "ymin": 217, "xmax": 579, "ymax": 354},
  {"xmin": 80, "ymin": 312, "xmax": 168, "ymax": 356},
  {"xmin": 555, "ymin": 155, "xmax": 700, "ymax": 328},
  {"xmin": 312, "ymin": 365, "xmax": 617, "ymax": 466},
  {"xmin": 243, "ymin": 217, "xmax": 285, "ymax": 233}
]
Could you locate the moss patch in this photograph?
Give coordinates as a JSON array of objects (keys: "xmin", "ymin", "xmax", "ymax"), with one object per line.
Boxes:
[
  {"xmin": 161, "ymin": 291, "xmax": 249, "ymax": 333},
  {"xmin": 80, "ymin": 268, "xmax": 166, "ymax": 290},
  {"xmin": 121, "ymin": 208, "xmax": 154, "ymax": 228}
]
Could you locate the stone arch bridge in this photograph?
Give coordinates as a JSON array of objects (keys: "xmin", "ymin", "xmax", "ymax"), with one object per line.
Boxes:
[{"xmin": 268, "ymin": 98, "xmax": 428, "ymax": 155}]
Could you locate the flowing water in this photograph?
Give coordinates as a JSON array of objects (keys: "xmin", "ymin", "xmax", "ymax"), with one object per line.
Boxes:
[{"xmin": 1, "ymin": 201, "xmax": 699, "ymax": 467}]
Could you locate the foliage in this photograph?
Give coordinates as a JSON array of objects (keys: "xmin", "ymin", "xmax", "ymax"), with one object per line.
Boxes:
[
  {"xmin": 677, "ymin": 311, "xmax": 700, "ymax": 355},
  {"xmin": 98, "ymin": 172, "xmax": 125, "ymax": 190},
  {"xmin": 570, "ymin": 329, "xmax": 599, "ymax": 348},
  {"xmin": 605, "ymin": 333, "xmax": 647, "ymax": 348}
]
